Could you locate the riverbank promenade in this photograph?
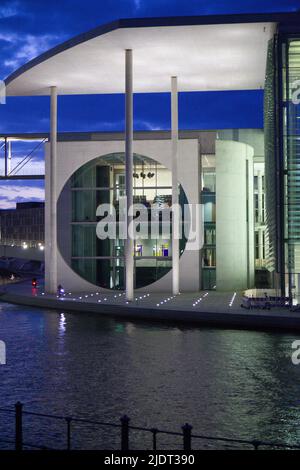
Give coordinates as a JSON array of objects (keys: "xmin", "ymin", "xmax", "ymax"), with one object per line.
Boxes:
[{"xmin": 1, "ymin": 280, "xmax": 300, "ymax": 332}]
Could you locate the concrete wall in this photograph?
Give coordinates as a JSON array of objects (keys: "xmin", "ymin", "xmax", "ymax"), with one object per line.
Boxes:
[
  {"xmin": 216, "ymin": 140, "xmax": 254, "ymax": 291},
  {"xmin": 45, "ymin": 138, "xmax": 200, "ymax": 293},
  {"xmin": 218, "ymin": 129, "xmax": 264, "ymax": 159}
]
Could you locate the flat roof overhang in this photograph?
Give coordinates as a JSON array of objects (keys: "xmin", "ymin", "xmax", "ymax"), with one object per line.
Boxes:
[{"xmin": 4, "ymin": 12, "xmax": 300, "ymax": 97}]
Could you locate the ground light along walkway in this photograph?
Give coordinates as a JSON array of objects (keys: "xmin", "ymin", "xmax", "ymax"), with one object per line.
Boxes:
[{"xmin": 1, "ymin": 280, "xmax": 300, "ymax": 332}]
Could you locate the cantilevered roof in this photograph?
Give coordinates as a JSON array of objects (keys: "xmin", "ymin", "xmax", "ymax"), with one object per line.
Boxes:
[{"xmin": 4, "ymin": 12, "xmax": 300, "ymax": 96}]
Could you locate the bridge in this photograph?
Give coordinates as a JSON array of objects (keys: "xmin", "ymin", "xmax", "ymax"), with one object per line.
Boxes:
[{"xmin": 0, "ymin": 133, "xmax": 47, "ymax": 180}]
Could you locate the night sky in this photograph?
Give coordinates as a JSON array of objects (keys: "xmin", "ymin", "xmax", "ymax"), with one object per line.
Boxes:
[{"xmin": 0, "ymin": 0, "xmax": 299, "ymax": 207}]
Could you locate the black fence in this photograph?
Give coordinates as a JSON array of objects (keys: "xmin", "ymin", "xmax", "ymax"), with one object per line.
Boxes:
[{"xmin": 0, "ymin": 402, "xmax": 299, "ymax": 451}]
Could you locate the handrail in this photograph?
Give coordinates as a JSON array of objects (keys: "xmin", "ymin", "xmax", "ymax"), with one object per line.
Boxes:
[
  {"xmin": 0, "ymin": 402, "xmax": 298, "ymax": 451},
  {"xmin": 8, "ymin": 138, "xmax": 46, "ymax": 176}
]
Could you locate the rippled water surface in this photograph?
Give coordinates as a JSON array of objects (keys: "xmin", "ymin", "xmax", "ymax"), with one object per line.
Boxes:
[{"xmin": 0, "ymin": 302, "xmax": 300, "ymax": 449}]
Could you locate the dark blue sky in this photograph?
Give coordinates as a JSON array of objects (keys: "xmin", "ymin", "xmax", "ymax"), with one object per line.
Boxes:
[{"xmin": 0, "ymin": 0, "xmax": 299, "ymax": 207}]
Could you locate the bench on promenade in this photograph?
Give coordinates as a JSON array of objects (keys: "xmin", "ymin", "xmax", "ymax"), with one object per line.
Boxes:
[{"xmin": 241, "ymin": 296, "xmax": 290, "ymax": 310}]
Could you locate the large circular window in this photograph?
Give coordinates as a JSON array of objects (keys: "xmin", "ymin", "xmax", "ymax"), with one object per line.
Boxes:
[{"xmin": 57, "ymin": 153, "xmax": 188, "ymax": 289}]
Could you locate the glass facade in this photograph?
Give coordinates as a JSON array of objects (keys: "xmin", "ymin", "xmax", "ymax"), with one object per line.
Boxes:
[
  {"xmin": 201, "ymin": 154, "xmax": 216, "ymax": 289},
  {"xmin": 264, "ymin": 38, "xmax": 278, "ymax": 277},
  {"xmin": 254, "ymin": 164, "xmax": 267, "ymax": 272},
  {"xmin": 264, "ymin": 30, "xmax": 300, "ymax": 301},
  {"xmin": 282, "ymin": 37, "xmax": 300, "ymax": 301},
  {"xmin": 59, "ymin": 153, "xmax": 187, "ymax": 289},
  {"xmin": 57, "ymin": 130, "xmax": 266, "ymax": 294}
]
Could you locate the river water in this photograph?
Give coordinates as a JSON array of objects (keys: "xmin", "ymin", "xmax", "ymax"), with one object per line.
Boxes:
[{"xmin": 0, "ymin": 302, "xmax": 300, "ymax": 450}]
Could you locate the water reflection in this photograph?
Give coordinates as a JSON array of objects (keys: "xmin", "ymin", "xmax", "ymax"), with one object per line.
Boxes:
[
  {"xmin": 59, "ymin": 313, "xmax": 66, "ymax": 336},
  {"xmin": 125, "ymin": 323, "xmax": 136, "ymax": 335},
  {"xmin": 115, "ymin": 323, "xmax": 124, "ymax": 334},
  {"xmin": 0, "ymin": 303, "xmax": 300, "ymax": 449}
]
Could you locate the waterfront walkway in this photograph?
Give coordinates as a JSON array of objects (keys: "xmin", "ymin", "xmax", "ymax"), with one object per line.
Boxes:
[{"xmin": 1, "ymin": 280, "xmax": 300, "ymax": 331}]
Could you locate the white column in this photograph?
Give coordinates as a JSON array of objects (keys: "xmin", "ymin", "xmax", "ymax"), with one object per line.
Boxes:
[
  {"xmin": 257, "ymin": 170, "xmax": 263, "ymax": 224},
  {"xmin": 258, "ymin": 228, "xmax": 264, "ymax": 262},
  {"xmin": 247, "ymin": 154, "xmax": 255, "ymax": 287},
  {"xmin": 257, "ymin": 170, "xmax": 264, "ymax": 263},
  {"xmin": 216, "ymin": 141, "xmax": 254, "ymax": 290},
  {"xmin": 7, "ymin": 140, "xmax": 12, "ymax": 175},
  {"xmin": 125, "ymin": 50, "xmax": 134, "ymax": 301},
  {"xmin": 171, "ymin": 76, "xmax": 179, "ymax": 295},
  {"xmin": 49, "ymin": 86, "xmax": 58, "ymax": 293}
]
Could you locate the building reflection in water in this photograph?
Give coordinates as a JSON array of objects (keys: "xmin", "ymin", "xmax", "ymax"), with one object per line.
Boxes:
[{"xmin": 59, "ymin": 313, "xmax": 66, "ymax": 336}]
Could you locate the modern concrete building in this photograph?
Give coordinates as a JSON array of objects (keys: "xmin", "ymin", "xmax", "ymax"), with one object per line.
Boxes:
[
  {"xmin": 0, "ymin": 202, "xmax": 45, "ymax": 249},
  {"xmin": 4, "ymin": 12, "xmax": 300, "ymax": 301}
]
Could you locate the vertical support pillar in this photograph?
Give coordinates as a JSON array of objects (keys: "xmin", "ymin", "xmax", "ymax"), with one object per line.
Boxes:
[
  {"xmin": 182, "ymin": 423, "xmax": 192, "ymax": 451},
  {"xmin": 257, "ymin": 171, "xmax": 263, "ymax": 225},
  {"xmin": 171, "ymin": 76, "xmax": 179, "ymax": 295},
  {"xmin": 257, "ymin": 171, "xmax": 264, "ymax": 264},
  {"xmin": 15, "ymin": 401, "xmax": 23, "ymax": 451},
  {"xmin": 216, "ymin": 141, "xmax": 254, "ymax": 290},
  {"xmin": 49, "ymin": 86, "xmax": 58, "ymax": 293},
  {"xmin": 258, "ymin": 229, "xmax": 264, "ymax": 264},
  {"xmin": 7, "ymin": 139, "xmax": 12, "ymax": 175},
  {"xmin": 247, "ymin": 152, "xmax": 255, "ymax": 288},
  {"xmin": 125, "ymin": 50, "xmax": 134, "ymax": 301},
  {"xmin": 120, "ymin": 415, "xmax": 130, "ymax": 451},
  {"xmin": 257, "ymin": 170, "xmax": 264, "ymax": 263},
  {"xmin": 4, "ymin": 137, "xmax": 7, "ymax": 177}
]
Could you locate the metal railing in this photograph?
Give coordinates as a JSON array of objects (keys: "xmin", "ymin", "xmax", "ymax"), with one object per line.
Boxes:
[
  {"xmin": 0, "ymin": 135, "xmax": 46, "ymax": 179},
  {"xmin": 8, "ymin": 139, "xmax": 47, "ymax": 177},
  {"xmin": 0, "ymin": 402, "xmax": 299, "ymax": 451}
]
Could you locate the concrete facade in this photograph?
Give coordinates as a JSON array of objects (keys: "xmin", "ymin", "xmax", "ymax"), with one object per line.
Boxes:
[
  {"xmin": 43, "ymin": 131, "xmax": 262, "ymax": 295},
  {"xmin": 216, "ymin": 140, "xmax": 255, "ymax": 291},
  {"xmin": 45, "ymin": 136, "xmax": 201, "ymax": 293}
]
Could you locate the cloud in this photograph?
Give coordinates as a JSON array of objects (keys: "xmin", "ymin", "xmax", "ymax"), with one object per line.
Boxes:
[
  {"xmin": 0, "ymin": 154, "xmax": 45, "ymax": 177},
  {"xmin": 133, "ymin": 0, "xmax": 141, "ymax": 10},
  {"xmin": 0, "ymin": 183, "xmax": 44, "ymax": 209},
  {"xmin": 0, "ymin": 33, "xmax": 16, "ymax": 44},
  {"xmin": 86, "ymin": 118, "xmax": 165, "ymax": 132},
  {"xmin": 3, "ymin": 33, "xmax": 66, "ymax": 71},
  {"xmin": 0, "ymin": 1, "xmax": 19, "ymax": 19},
  {"xmin": 8, "ymin": 160, "xmax": 45, "ymax": 176},
  {"xmin": 134, "ymin": 119, "xmax": 164, "ymax": 131}
]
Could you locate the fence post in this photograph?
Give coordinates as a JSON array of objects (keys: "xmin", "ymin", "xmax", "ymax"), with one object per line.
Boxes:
[
  {"xmin": 66, "ymin": 417, "xmax": 72, "ymax": 451},
  {"xmin": 182, "ymin": 423, "xmax": 192, "ymax": 451},
  {"xmin": 151, "ymin": 428, "xmax": 158, "ymax": 451},
  {"xmin": 120, "ymin": 415, "xmax": 130, "ymax": 451},
  {"xmin": 252, "ymin": 440, "xmax": 261, "ymax": 450},
  {"xmin": 15, "ymin": 402, "xmax": 23, "ymax": 451}
]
